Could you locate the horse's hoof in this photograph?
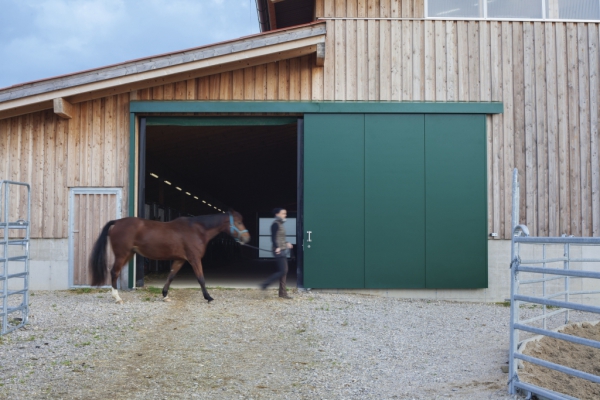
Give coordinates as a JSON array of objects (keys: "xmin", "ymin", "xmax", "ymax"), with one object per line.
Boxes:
[
  {"xmin": 116, "ymin": 300, "xmax": 124, "ymax": 305},
  {"xmin": 206, "ymin": 297, "xmax": 214, "ymax": 303},
  {"xmin": 163, "ymin": 297, "xmax": 172, "ymax": 302}
]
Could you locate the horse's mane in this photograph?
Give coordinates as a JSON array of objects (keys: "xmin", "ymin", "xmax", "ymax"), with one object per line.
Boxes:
[{"xmin": 188, "ymin": 213, "xmax": 226, "ymax": 230}]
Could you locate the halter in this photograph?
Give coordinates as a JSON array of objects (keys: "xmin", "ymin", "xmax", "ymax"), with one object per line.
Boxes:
[{"xmin": 229, "ymin": 212, "xmax": 248, "ymax": 242}]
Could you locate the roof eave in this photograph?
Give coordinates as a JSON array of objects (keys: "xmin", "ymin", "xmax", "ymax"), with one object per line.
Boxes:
[{"xmin": 0, "ymin": 22, "xmax": 326, "ymax": 120}]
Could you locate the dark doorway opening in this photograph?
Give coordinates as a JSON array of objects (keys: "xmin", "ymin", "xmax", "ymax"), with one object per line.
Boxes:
[{"xmin": 138, "ymin": 117, "xmax": 301, "ymax": 289}]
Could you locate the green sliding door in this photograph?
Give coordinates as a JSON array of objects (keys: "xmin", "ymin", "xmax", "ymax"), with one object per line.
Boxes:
[
  {"xmin": 425, "ymin": 114, "xmax": 487, "ymax": 288},
  {"xmin": 303, "ymin": 114, "xmax": 365, "ymax": 288},
  {"xmin": 303, "ymin": 113, "xmax": 487, "ymax": 289},
  {"xmin": 365, "ymin": 114, "xmax": 425, "ymax": 288}
]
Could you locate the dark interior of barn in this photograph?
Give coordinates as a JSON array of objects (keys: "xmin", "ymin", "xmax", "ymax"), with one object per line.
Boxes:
[{"xmin": 141, "ymin": 119, "xmax": 298, "ymax": 288}]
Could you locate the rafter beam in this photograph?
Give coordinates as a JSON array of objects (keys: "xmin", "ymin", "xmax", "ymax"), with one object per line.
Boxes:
[
  {"xmin": 267, "ymin": 0, "xmax": 277, "ymax": 30},
  {"xmin": 53, "ymin": 97, "xmax": 74, "ymax": 119},
  {"xmin": 316, "ymin": 42, "xmax": 325, "ymax": 67}
]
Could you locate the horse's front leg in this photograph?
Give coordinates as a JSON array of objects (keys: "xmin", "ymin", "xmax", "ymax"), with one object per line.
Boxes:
[
  {"xmin": 162, "ymin": 260, "xmax": 185, "ymax": 302},
  {"xmin": 190, "ymin": 258, "xmax": 213, "ymax": 303}
]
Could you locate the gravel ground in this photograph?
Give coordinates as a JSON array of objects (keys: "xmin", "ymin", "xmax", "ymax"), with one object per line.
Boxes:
[{"xmin": 0, "ymin": 288, "xmax": 592, "ymax": 399}]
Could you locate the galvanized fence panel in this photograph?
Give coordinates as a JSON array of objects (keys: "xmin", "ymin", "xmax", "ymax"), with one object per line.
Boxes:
[
  {"xmin": 508, "ymin": 169, "xmax": 600, "ymax": 399},
  {"xmin": 0, "ymin": 181, "xmax": 30, "ymax": 335}
]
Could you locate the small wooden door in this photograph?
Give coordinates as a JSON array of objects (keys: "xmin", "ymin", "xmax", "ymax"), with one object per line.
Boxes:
[{"xmin": 69, "ymin": 188, "xmax": 122, "ymax": 287}]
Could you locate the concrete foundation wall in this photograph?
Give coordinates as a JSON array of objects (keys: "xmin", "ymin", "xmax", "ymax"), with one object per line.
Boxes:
[
  {"xmin": 29, "ymin": 239, "xmax": 69, "ymax": 290},
  {"xmin": 26, "ymin": 238, "xmax": 129, "ymax": 290}
]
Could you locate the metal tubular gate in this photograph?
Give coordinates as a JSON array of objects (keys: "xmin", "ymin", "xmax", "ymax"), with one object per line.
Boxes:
[
  {"xmin": 508, "ymin": 169, "xmax": 600, "ymax": 399},
  {"xmin": 0, "ymin": 181, "xmax": 30, "ymax": 335}
]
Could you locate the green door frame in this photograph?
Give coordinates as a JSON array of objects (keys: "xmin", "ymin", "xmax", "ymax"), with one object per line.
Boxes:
[{"xmin": 127, "ymin": 101, "xmax": 503, "ymax": 288}]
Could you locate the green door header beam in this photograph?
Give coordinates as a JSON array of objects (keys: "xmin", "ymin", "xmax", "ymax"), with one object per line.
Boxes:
[
  {"xmin": 130, "ymin": 101, "xmax": 503, "ymax": 114},
  {"xmin": 146, "ymin": 116, "xmax": 298, "ymax": 126}
]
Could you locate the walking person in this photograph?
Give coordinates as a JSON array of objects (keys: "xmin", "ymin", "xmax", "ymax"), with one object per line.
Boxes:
[{"xmin": 260, "ymin": 208, "xmax": 293, "ymax": 299}]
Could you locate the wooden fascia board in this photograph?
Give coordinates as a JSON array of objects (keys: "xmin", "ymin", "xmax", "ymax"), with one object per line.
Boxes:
[{"xmin": 0, "ymin": 34, "xmax": 324, "ymax": 118}]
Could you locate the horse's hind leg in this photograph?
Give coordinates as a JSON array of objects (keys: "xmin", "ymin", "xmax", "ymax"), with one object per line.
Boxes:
[
  {"xmin": 190, "ymin": 259, "xmax": 213, "ymax": 303},
  {"xmin": 110, "ymin": 252, "xmax": 134, "ymax": 304},
  {"xmin": 162, "ymin": 260, "xmax": 184, "ymax": 302}
]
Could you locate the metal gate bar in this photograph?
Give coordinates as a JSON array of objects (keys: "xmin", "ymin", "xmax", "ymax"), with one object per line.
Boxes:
[
  {"xmin": 508, "ymin": 169, "xmax": 600, "ymax": 398},
  {"xmin": 0, "ymin": 181, "xmax": 30, "ymax": 335}
]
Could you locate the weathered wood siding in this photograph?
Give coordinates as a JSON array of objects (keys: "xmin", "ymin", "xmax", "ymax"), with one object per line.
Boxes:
[
  {"xmin": 315, "ymin": 0, "xmax": 425, "ymax": 19},
  {"xmin": 0, "ymin": 94, "xmax": 130, "ymax": 238},
  {"xmin": 72, "ymin": 191, "xmax": 119, "ymax": 286},
  {"xmin": 134, "ymin": 55, "xmax": 315, "ymax": 101},
  {"xmin": 312, "ymin": 0, "xmax": 600, "ymax": 239},
  {"xmin": 1, "ymin": 12, "xmax": 599, "ymax": 241}
]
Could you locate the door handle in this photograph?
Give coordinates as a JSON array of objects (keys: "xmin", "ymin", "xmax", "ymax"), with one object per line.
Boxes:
[{"xmin": 307, "ymin": 231, "xmax": 312, "ymax": 242}]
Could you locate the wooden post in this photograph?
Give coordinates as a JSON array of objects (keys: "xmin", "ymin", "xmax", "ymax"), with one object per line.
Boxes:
[{"xmin": 53, "ymin": 98, "xmax": 74, "ymax": 119}]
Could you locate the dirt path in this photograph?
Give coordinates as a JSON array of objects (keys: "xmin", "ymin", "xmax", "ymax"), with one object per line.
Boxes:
[{"xmin": 80, "ymin": 289, "xmax": 322, "ymax": 399}]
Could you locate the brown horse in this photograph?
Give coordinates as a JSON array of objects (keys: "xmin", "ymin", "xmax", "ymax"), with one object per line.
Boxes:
[{"xmin": 89, "ymin": 211, "xmax": 250, "ymax": 304}]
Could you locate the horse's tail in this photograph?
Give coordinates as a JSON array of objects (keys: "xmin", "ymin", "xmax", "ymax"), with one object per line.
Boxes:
[{"xmin": 90, "ymin": 220, "xmax": 117, "ymax": 287}]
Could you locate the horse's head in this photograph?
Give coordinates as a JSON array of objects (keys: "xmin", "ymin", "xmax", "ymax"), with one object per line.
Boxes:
[{"xmin": 228, "ymin": 210, "xmax": 250, "ymax": 244}]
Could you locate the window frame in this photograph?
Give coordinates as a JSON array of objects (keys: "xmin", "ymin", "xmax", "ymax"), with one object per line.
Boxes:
[{"xmin": 425, "ymin": 0, "xmax": 600, "ymax": 22}]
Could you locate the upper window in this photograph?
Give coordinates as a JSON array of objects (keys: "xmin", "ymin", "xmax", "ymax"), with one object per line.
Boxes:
[{"xmin": 426, "ymin": 0, "xmax": 600, "ymax": 21}]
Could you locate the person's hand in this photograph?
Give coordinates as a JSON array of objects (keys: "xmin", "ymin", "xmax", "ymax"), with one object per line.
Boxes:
[
  {"xmin": 275, "ymin": 247, "xmax": 281, "ymax": 254},
  {"xmin": 286, "ymin": 243, "xmax": 293, "ymax": 249}
]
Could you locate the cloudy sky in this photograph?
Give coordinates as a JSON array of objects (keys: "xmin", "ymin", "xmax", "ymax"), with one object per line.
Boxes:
[{"xmin": 0, "ymin": 0, "xmax": 260, "ymax": 89}]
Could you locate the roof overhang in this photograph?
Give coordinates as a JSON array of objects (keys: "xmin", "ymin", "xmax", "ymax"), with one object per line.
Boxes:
[{"xmin": 0, "ymin": 22, "xmax": 326, "ymax": 120}]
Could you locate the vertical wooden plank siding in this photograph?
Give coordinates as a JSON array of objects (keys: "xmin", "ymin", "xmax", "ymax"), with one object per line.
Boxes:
[
  {"xmin": 556, "ymin": 23, "xmax": 571, "ymax": 235},
  {"xmin": 567, "ymin": 23, "xmax": 581, "ymax": 236},
  {"xmin": 534, "ymin": 22, "xmax": 548, "ymax": 237},
  {"xmin": 434, "ymin": 21, "xmax": 447, "ymax": 101},
  {"xmin": 413, "ymin": 20, "xmax": 424, "ymax": 100},
  {"xmin": 512, "ymin": 23, "xmax": 527, "ymax": 225},
  {"xmin": 490, "ymin": 21, "xmax": 503, "ymax": 237},
  {"xmin": 424, "ymin": 20, "xmax": 435, "ymax": 100},
  {"xmin": 1, "ymin": 16, "xmax": 600, "ymax": 240},
  {"xmin": 578, "ymin": 24, "xmax": 592, "ymax": 237},
  {"xmin": 523, "ymin": 22, "xmax": 538, "ymax": 233},
  {"xmin": 402, "ymin": 20, "xmax": 413, "ymax": 100},
  {"xmin": 590, "ymin": 25, "xmax": 600, "ymax": 237},
  {"xmin": 502, "ymin": 21, "xmax": 515, "ymax": 239},
  {"xmin": 346, "ymin": 0, "xmax": 358, "ymax": 100},
  {"xmin": 446, "ymin": 21, "xmax": 457, "ymax": 101},
  {"xmin": 456, "ymin": 22, "xmax": 468, "ymax": 101},
  {"xmin": 313, "ymin": 14, "xmax": 600, "ymax": 238},
  {"xmin": 545, "ymin": 23, "xmax": 560, "ymax": 237},
  {"xmin": 335, "ymin": 19, "xmax": 347, "ymax": 100}
]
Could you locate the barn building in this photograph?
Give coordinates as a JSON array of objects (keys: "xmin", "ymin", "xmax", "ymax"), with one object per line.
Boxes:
[{"xmin": 0, "ymin": 0, "xmax": 599, "ymax": 302}]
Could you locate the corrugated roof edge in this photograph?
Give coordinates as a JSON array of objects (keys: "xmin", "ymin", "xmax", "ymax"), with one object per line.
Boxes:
[{"xmin": 0, "ymin": 21, "xmax": 325, "ymax": 94}]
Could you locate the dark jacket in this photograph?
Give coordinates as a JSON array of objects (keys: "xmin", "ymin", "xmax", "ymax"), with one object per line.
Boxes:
[{"xmin": 271, "ymin": 218, "xmax": 287, "ymax": 251}]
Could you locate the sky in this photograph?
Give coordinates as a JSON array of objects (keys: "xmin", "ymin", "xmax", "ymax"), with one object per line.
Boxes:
[{"xmin": 0, "ymin": 0, "xmax": 260, "ymax": 89}]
